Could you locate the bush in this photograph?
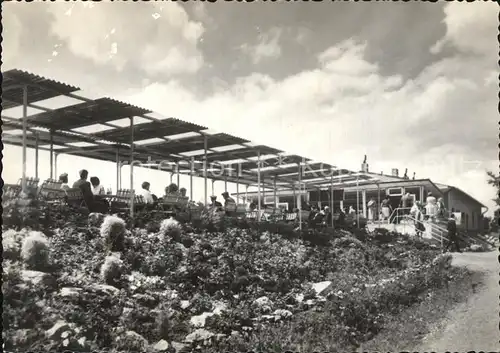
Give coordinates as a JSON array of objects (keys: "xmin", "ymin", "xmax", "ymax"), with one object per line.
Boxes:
[
  {"xmin": 20, "ymin": 231, "xmax": 50, "ymax": 270},
  {"xmin": 159, "ymin": 218, "xmax": 182, "ymax": 241},
  {"xmin": 100, "ymin": 255, "xmax": 123, "ymax": 285},
  {"xmin": 100, "ymin": 215, "xmax": 126, "ymax": 251}
]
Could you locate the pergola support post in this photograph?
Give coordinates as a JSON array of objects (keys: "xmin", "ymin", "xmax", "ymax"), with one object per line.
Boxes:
[
  {"xmin": 257, "ymin": 150, "xmax": 261, "ymax": 221},
  {"xmin": 176, "ymin": 162, "xmax": 180, "ymax": 187},
  {"xmin": 54, "ymin": 153, "xmax": 59, "ymax": 178},
  {"xmin": 331, "ymin": 174, "xmax": 334, "ymax": 228},
  {"xmin": 273, "ymin": 177, "xmax": 277, "ymax": 208},
  {"xmin": 130, "ymin": 116, "xmax": 135, "ymax": 218},
  {"xmin": 35, "ymin": 133, "xmax": 39, "ymax": 179},
  {"xmin": 356, "ymin": 176, "xmax": 360, "ymax": 229},
  {"xmin": 22, "ymin": 85, "xmax": 27, "ymax": 192},
  {"xmin": 298, "ymin": 162, "xmax": 302, "ymax": 230},
  {"xmin": 49, "ymin": 130, "xmax": 54, "ymax": 180},
  {"xmin": 116, "ymin": 147, "xmax": 120, "ymax": 193},
  {"xmin": 236, "ymin": 179, "xmax": 240, "ymax": 203},
  {"xmin": 204, "ymin": 135, "xmax": 208, "ymax": 204},
  {"xmin": 190, "ymin": 157, "xmax": 194, "ymax": 201},
  {"xmin": 211, "ymin": 180, "xmax": 215, "ymax": 195}
]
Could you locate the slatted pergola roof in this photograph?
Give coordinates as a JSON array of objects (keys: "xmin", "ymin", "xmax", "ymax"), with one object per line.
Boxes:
[{"xmin": 2, "ymin": 69, "xmax": 377, "ymax": 192}]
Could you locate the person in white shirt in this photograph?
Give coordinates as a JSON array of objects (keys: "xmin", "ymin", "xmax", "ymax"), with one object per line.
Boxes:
[
  {"xmin": 90, "ymin": 177, "xmax": 105, "ymax": 195},
  {"xmin": 140, "ymin": 182, "xmax": 155, "ymax": 204},
  {"xmin": 425, "ymin": 192, "xmax": 438, "ymax": 220}
]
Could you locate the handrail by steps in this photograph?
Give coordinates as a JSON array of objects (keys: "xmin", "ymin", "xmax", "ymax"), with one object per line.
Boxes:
[{"xmin": 405, "ymin": 214, "xmax": 449, "ymax": 246}]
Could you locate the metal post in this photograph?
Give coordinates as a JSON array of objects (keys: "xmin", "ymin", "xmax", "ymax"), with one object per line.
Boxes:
[
  {"xmin": 331, "ymin": 174, "xmax": 334, "ymax": 228},
  {"xmin": 293, "ymin": 185, "xmax": 296, "ymax": 210},
  {"xmin": 362, "ymin": 189, "xmax": 367, "ymax": 218},
  {"xmin": 298, "ymin": 163, "xmax": 302, "ymax": 230},
  {"xmin": 273, "ymin": 177, "xmax": 277, "ymax": 208},
  {"xmin": 116, "ymin": 147, "xmax": 120, "ymax": 193},
  {"xmin": 190, "ymin": 157, "xmax": 194, "ymax": 201},
  {"xmin": 176, "ymin": 162, "xmax": 180, "ymax": 187},
  {"xmin": 257, "ymin": 150, "xmax": 261, "ymax": 221},
  {"xmin": 377, "ymin": 183, "xmax": 381, "ymax": 228},
  {"xmin": 22, "ymin": 85, "xmax": 27, "ymax": 192},
  {"xmin": 49, "ymin": 130, "xmax": 54, "ymax": 180},
  {"xmin": 54, "ymin": 153, "xmax": 59, "ymax": 179},
  {"xmin": 204, "ymin": 135, "xmax": 208, "ymax": 204},
  {"xmin": 356, "ymin": 176, "xmax": 360, "ymax": 229},
  {"xmin": 245, "ymin": 185, "xmax": 248, "ymax": 204},
  {"xmin": 130, "ymin": 116, "xmax": 135, "ymax": 218},
  {"xmin": 170, "ymin": 172, "xmax": 173, "ymax": 184},
  {"xmin": 224, "ymin": 175, "xmax": 227, "ymax": 192},
  {"xmin": 236, "ymin": 180, "xmax": 240, "ymax": 203},
  {"xmin": 212, "ymin": 180, "xmax": 215, "ymax": 195},
  {"xmin": 35, "ymin": 133, "xmax": 39, "ymax": 179}
]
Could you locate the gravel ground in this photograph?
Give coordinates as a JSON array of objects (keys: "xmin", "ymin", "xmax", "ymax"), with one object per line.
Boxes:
[{"xmin": 412, "ymin": 250, "xmax": 499, "ymax": 351}]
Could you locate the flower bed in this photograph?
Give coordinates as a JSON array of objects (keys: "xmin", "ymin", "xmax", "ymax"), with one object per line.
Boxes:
[{"xmin": 2, "ymin": 203, "xmax": 457, "ymax": 352}]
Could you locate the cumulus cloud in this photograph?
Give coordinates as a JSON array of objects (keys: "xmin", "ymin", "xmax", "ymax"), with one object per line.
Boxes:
[
  {"xmin": 47, "ymin": 2, "xmax": 205, "ymax": 76},
  {"xmin": 240, "ymin": 27, "xmax": 283, "ymax": 64}
]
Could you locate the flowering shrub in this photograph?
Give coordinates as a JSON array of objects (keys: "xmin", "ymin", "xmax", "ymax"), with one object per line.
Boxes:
[
  {"xmin": 20, "ymin": 231, "xmax": 50, "ymax": 270},
  {"xmin": 100, "ymin": 215, "xmax": 126, "ymax": 251},
  {"xmin": 100, "ymin": 255, "xmax": 124, "ymax": 285},
  {"xmin": 159, "ymin": 218, "xmax": 182, "ymax": 241}
]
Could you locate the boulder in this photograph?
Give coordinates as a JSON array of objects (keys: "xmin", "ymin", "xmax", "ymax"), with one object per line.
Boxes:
[
  {"xmin": 172, "ymin": 341, "xmax": 187, "ymax": 352},
  {"xmin": 45, "ymin": 320, "xmax": 70, "ymax": 340},
  {"xmin": 470, "ymin": 244, "xmax": 484, "ymax": 252},
  {"xmin": 273, "ymin": 309, "xmax": 293, "ymax": 319},
  {"xmin": 253, "ymin": 296, "xmax": 273, "ymax": 307},
  {"xmin": 311, "ymin": 281, "xmax": 333, "ymax": 297},
  {"xmin": 153, "ymin": 339, "xmax": 170, "ymax": 351},
  {"xmin": 190, "ymin": 312, "xmax": 214, "ymax": 328},
  {"xmin": 59, "ymin": 287, "xmax": 83, "ymax": 298},
  {"xmin": 184, "ymin": 329, "xmax": 215, "ymax": 343},
  {"xmin": 89, "ymin": 284, "xmax": 120, "ymax": 296},
  {"xmin": 21, "ymin": 270, "xmax": 55, "ymax": 287}
]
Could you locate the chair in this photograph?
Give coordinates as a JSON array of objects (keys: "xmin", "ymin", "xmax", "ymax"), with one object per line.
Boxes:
[
  {"xmin": 159, "ymin": 194, "xmax": 180, "ymax": 211},
  {"xmin": 38, "ymin": 179, "xmax": 66, "ymax": 202},
  {"xmin": 110, "ymin": 189, "xmax": 144, "ymax": 213},
  {"xmin": 284, "ymin": 213, "xmax": 298, "ymax": 222},
  {"xmin": 65, "ymin": 187, "xmax": 88, "ymax": 210},
  {"xmin": 2, "ymin": 183, "xmax": 22, "ymax": 199}
]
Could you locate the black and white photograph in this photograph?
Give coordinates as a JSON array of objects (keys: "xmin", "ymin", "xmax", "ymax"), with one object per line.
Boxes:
[{"xmin": 2, "ymin": 1, "xmax": 499, "ymax": 352}]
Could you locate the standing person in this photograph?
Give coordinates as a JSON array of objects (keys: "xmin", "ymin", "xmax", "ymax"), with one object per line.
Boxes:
[
  {"xmin": 367, "ymin": 198, "xmax": 377, "ymax": 222},
  {"xmin": 445, "ymin": 214, "xmax": 461, "ymax": 253},
  {"xmin": 59, "ymin": 173, "xmax": 70, "ymax": 191},
  {"xmin": 400, "ymin": 192, "xmax": 412, "ymax": 222},
  {"xmin": 413, "ymin": 202, "xmax": 426, "ymax": 238},
  {"xmin": 90, "ymin": 177, "xmax": 106, "ymax": 195},
  {"xmin": 381, "ymin": 197, "xmax": 391, "ymax": 221},
  {"xmin": 437, "ymin": 197, "xmax": 446, "ymax": 218},
  {"xmin": 425, "ymin": 192, "xmax": 438, "ymax": 221}
]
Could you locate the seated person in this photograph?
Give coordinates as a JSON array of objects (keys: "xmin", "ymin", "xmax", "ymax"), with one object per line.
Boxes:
[
  {"xmin": 248, "ymin": 199, "xmax": 257, "ymax": 211},
  {"xmin": 90, "ymin": 176, "xmax": 106, "ymax": 195},
  {"xmin": 140, "ymin": 181, "xmax": 156, "ymax": 205},
  {"xmin": 73, "ymin": 169, "xmax": 106, "ymax": 213},
  {"xmin": 210, "ymin": 195, "xmax": 223, "ymax": 210},
  {"xmin": 179, "ymin": 187, "xmax": 187, "ymax": 198},
  {"xmin": 222, "ymin": 191, "xmax": 236, "ymax": 214},
  {"xmin": 59, "ymin": 173, "xmax": 70, "ymax": 191},
  {"xmin": 165, "ymin": 183, "xmax": 180, "ymax": 195}
]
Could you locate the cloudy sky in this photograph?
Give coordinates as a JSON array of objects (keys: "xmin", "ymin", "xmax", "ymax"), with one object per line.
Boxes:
[{"xmin": 2, "ymin": 1, "xmax": 497, "ymax": 213}]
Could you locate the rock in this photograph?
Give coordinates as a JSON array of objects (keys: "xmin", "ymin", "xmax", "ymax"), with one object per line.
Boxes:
[
  {"xmin": 89, "ymin": 283, "xmax": 120, "ymax": 296},
  {"xmin": 88, "ymin": 212, "xmax": 105, "ymax": 227},
  {"xmin": 180, "ymin": 300, "xmax": 190, "ymax": 309},
  {"xmin": 273, "ymin": 309, "xmax": 293, "ymax": 319},
  {"xmin": 311, "ymin": 281, "xmax": 333, "ymax": 296},
  {"xmin": 21, "ymin": 270, "xmax": 55, "ymax": 287},
  {"xmin": 61, "ymin": 331, "xmax": 71, "ymax": 339},
  {"xmin": 470, "ymin": 244, "xmax": 483, "ymax": 252},
  {"xmin": 76, "ymin": 337, "xmax": 88, "ymax": 348},
  {"xmin": 45, "ymin": 320, "xmax": 70, "ymax": 340},
  {"xmin": 295, "ymin": 293, "xmax": 304, "ymax": 303},
  {"xmin": 253, "ymin": 296, "xmax": 273, "ymax": 307},
  {"xmin": 184, "ymin": 329, "xmax": 215, "ymax": 343},
  {"xmin": 59, "ymin": 287, "xmax": 83, "ymax": 298},
  {"xmin": 190, "ymin": 312, "xmax": 214, "ymax": 328},
  {"xmin": 133, "ymin": 293, "xmax": 157, "ymax": 306},
  {"xmin": 153, "ymin": 339, "xmax": 170, "ymax": 351},
  {"xmin": 172, "ymin": 341, "xmax": 187, "ymax": 352}
]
